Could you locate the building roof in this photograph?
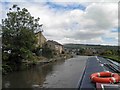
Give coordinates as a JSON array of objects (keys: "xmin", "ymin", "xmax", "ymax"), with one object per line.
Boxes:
[
  {"xmin": 47, "ymin": 40, "xmax": 63, "ymax": 46},
  {"xmin": 34, "ymin": 30, "xmax": 43, "ymax": 34},
  {"xmin": 35, "ymin": 31, "xmax": 47, "ymax": 40}
]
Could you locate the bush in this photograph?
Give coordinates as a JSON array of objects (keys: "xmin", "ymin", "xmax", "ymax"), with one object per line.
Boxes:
[
  {"xmin": 2, "ymin": 64, "xmax": 13, "ymax": 74},
  {"xmin": 42, "ymin": 47, "xmax": 53, "ymax": 58}
]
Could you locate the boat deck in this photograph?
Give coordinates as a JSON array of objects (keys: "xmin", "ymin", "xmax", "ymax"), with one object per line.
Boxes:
[{"xmin": 78, "ymin": 56, "xmax": 120, "ymax": 89}]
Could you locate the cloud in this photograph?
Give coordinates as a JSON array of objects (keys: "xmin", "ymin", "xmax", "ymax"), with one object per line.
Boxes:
[
  {"xmin": 85, "ymin": 3, "xmax": 117, "ymax": 29},
  {"xmin": 50, "ymin": 0, "xmax": 119, "ymax": 3},
  {"xmin": 0, "ymin": 3, "xmax": 2, "ymax": 21},
  {"xmin": 1, "ymin": 0, "xmax": 119, "ymax": 3},
  {"xmin": 1, "ymin": 1, "xmax": 118, "ymax": 45}
]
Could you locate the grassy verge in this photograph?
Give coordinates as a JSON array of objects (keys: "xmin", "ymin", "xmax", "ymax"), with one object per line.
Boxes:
[{"xmin": 102, "ymin": 55, "xmax": 120, "ymax": 63}]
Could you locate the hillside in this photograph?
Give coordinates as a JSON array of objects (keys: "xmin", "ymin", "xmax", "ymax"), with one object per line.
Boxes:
[{"xmin": 64, "ymin": 44, "xmax": 118, "ymax": 50}]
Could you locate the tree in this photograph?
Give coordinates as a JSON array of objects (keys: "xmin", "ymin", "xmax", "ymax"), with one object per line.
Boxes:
[
  {"xmin": 79, "ymin": 48, "xmax": 85, "ymax": 55},
  {"xmin": 2, "ymin": 5, "xmax": 42, "ymax": 71}
]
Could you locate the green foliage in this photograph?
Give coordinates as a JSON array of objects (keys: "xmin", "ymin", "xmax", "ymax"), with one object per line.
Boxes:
[
  {"xmin": 2, "ymin": 5, "xmax": 42, "ymax": 72},
  {"xmin": 35, "ymin": 46, "xmax": 53, "ymax": 58},
  {"xmin": 103, "ymin": 55, "xmax": 120, "ymax": 63},
  {"xmin": 2, "ymin": 64, "xmax": 13, "ymax": 74},
  {"xmin": 100, "ymin": 48, "xmax": 119, "ymax": 63},
  {"xmin": 105, "ymin": 50, "xmax": 112, "ymax": 55},
  {"xmin": 79, "ymin": 48, "xmax": 85, "ymax": 54},
  {"xmin": 101, "ymin": 49, "xmax": 119, "ymax": 56},
  {"xmin": 42, "ymin": 47, "xmax": 53, "ymax": 58}
]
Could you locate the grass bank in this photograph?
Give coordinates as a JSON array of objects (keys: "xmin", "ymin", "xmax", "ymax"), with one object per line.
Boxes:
[{"xmin": 102, "ymin": 55, "xmax": 120, "ymax": 63}]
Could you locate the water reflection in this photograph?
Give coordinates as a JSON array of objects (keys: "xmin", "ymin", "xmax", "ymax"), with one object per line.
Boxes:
[
  {"xmin": 2, "ymin": 59, "xmax": 65, "ymax": 88},
  {"xmin": 2, "ymin": 56, "xmax": 88, "ymax": 88}
]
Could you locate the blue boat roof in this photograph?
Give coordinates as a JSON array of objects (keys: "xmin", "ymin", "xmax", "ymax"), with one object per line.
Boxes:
[{"xmin": 78, "ymin": 56, "xmax": 119, "ymax": 89}]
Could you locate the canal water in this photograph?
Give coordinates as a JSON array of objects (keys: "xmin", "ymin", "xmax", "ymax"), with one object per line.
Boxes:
[{"xmin": 2, "ymin": 56, "xmax": 88, "ymax": 88}]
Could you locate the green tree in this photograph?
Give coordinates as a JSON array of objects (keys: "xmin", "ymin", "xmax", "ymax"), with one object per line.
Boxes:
[
  {"xmin": 2, "ymin": 5, "xmax": 42, "ymax": 71},
  {"xmin": 101, "ymin": 50, "xmax": 113, "ymax": 56},
  {"xmin": 79, "ymin": 48, "xmax": 85, "ymax": 55}
]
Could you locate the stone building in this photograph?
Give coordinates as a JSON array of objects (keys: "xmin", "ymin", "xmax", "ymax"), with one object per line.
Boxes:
[
  {"xmin": 46, "ymin": 40, "xmax": 64, "ymax": 54},
  {"xmin": 35, "ymin": 31, "xmax": 46, "ymax": 47}
]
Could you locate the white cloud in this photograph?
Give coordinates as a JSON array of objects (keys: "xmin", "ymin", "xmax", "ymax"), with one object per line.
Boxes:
[
  {"xmin": 1, "ymin": 2, "xmax": 118, "ymax": 45},
  {"xmin": 0, "ymin": 3, "xmax": 2, "ymax": 22},
  {"xmin": 1, "ymin": 0, "xmax": 119, "ymax": 3},
  {"xmin": 51, "ymin": 0, "xmax": 119, "ymax": 3}
]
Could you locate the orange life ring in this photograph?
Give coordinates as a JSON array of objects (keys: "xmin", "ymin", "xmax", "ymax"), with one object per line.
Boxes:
[{"xmin": 90, "ymin": 71, "xmax": 120, "ymax": 83}]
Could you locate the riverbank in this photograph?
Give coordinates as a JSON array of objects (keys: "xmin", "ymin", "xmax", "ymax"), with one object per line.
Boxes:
[
  {"xmin": 101, "ymin": 55, "xmax": 119, "ymax": 63},
  {"xmin": 3, "ymin": 54, "xmax": 73, "ymax": 75},
  {"xmin": 24, "ymin": 53, "xmax": 73, "ymax": 66}
]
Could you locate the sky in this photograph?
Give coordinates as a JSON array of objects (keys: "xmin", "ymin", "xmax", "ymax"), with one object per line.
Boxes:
[{"xmin": 0, "ymin": 0, "xmax": 119, "ymax": 46}]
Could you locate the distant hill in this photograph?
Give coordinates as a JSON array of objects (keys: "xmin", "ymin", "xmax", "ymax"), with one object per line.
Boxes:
[{"xmin": 64, "ymin": 44, "xmax": 118, "ymax": 50}]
